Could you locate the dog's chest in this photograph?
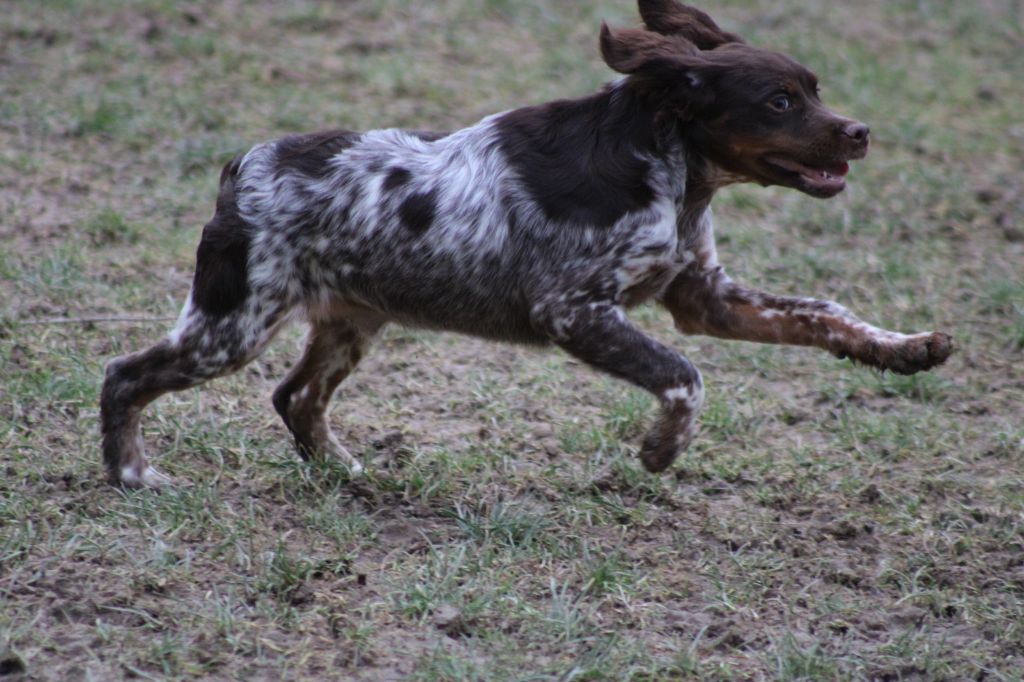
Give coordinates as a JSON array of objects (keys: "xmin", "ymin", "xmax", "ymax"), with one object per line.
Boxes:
[{"xmin": 613, "ymin": 207, "xmax": 682, "ymax": 306}]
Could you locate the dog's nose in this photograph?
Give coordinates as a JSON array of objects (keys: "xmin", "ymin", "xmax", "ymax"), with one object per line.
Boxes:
[{"xmin": 843, "ymin": 122, "xmax": 870, "ymax": 142}]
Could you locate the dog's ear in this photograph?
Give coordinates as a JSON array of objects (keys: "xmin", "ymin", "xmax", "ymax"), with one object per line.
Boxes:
[
  {"xmin": 637, "ymin": 0, "xmax": 744, "ymax": 49},
  {"xmin": 600, "ymin": 24, "xmax": 714, "ymax": 118},
  {"xmin": 600, "ymin": 23, "xmax": 699, "ymax": 74}
]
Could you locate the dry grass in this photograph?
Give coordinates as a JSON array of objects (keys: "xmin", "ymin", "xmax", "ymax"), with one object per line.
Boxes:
[{"xmin": 2, "ymin": 0, "xmax": 1023, "ymax": 679}]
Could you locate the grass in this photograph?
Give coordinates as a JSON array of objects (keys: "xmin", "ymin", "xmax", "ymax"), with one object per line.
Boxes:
[{"xmin": 2, "ymin": 0, "xmax": 1023, "ymax": 679}]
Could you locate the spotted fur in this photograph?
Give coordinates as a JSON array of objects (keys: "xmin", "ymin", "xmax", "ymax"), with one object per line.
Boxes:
[{"xmin": 100, "ymin": 0, "xmax": 952, "ymax": 489}]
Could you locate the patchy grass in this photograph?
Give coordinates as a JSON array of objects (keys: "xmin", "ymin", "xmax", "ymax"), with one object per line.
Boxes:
[{"xmin": 2, "ymin": 0, "xmax": 1023, "ymax": 679}]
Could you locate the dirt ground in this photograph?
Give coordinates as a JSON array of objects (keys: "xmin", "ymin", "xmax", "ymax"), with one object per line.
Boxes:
[{"xmin": 2, "ymin": 0, "xmax": 1023, "ymax": 680}]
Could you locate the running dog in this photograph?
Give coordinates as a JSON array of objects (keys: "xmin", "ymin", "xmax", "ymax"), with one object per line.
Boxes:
[{"xmin": 100, "ymin": 0, "xmax": 952, "ymax": 488}]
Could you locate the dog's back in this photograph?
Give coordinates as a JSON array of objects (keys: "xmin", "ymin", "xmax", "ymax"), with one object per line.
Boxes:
[{"xmin": 217, "ymin": 96, "xmax": 682, "ymax": 341}]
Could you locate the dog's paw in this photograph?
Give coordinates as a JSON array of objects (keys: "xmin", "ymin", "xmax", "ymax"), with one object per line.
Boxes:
[
  {"xmin": 882, "ymin": 331, "xmax": 954, "ymax": 375},
  {"xmin": 117, "ymin": 464, "xmax": 176, "ymax": 490},
  {"xmin": 330, "ymin": 443, "xmax": 365, "ymax": 477},
  {"xmin": 639, "ymin": 441, "xmax": 676, "ymax": 473},
  {"xmin": 346, "ymin": 458, "xmax": 366, "ymax": 477},
  {"xmin": 639, "ymin": 425, "xmax": 694, "ymax": 473}
]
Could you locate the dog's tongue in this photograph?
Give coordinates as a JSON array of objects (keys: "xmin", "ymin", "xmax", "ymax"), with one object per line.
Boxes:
[
  {"xmin": 764, "ymin": 155, "xmax": 853, "ymax": 194},
  {"xmin": 815, "ymin": 161, "xmax": 849, "ymax": 182},
  {"xmin": 766, "ymin": 156, "xmax": 849, "ymax": 179}
]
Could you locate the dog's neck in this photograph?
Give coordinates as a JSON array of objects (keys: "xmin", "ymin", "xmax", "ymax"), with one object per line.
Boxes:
[
  {"xmin": 612, "ymin": 79, "xmax": 747, "ymax": 217},
  {"xmin": 679, "ymin": 148, "xmax": 747, "ymax": 218}
]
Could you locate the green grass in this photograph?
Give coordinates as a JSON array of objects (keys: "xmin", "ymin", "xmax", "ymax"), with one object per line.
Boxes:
[{"xmin": 2, "ymin": 0, "xmax": 1023, "ymax": 679}]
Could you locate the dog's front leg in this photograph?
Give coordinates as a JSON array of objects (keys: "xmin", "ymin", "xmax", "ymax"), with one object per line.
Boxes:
[
  {"xmin": 659, "ymin": 267, "xmax": 953, "ymax": 374},
  {"xmin": 535, "ymin": 301, "xmax": 704, "ymax": 472}
]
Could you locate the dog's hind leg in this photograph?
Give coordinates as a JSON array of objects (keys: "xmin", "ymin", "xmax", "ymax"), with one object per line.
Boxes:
[
  {"xmin": 100, "ymin": 151, "xmax": 304, "ymax": 488},
  {"xmin": 536, "ymin": 302, "xmax": 704, "ymax": 473},
  {"xmin": 271, "ymin": 315, "xmax": 384, "ymax": 474},
  {"xmin": 100, "ymin": 297, "xmax": 290, "ymax": 488}
]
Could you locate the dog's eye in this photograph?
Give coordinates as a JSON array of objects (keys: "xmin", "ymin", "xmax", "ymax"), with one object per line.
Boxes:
[{"xmin": 768, "ymin": 95, "xmax": 791, "ymax": 112}]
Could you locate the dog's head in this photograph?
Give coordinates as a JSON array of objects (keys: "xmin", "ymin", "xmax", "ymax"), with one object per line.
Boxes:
[{"xmin": 602, "ymin": 0, "xmax": 870, "ymax": 198}]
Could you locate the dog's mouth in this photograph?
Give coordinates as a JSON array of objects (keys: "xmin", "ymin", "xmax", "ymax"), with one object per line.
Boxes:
[{"xmin": 762, "ymin": 155, "xmax": 852, "ymax": 198}]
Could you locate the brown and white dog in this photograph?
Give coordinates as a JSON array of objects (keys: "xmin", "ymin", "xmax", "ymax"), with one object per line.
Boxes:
[{"xmin": 100, "ymin": 0, "xmax": 952, "ymax": 488}]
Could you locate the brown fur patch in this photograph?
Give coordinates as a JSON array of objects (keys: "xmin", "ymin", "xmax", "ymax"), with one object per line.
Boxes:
[{"xmin": 192, "ymin": 156, "xmax": 251, "ymax": 317}]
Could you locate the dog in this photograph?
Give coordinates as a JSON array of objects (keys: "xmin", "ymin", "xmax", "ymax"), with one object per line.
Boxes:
[{"xmin": 100, "ymin": 0, "xmax": 953, "ymax": 489}]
